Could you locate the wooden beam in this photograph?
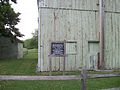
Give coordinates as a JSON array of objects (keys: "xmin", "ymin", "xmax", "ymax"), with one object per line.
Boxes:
[
  {"xmin": 0, "ymin": 74, "xmax": 120, "ymax": 80},
  {"xmin": 37, "ymin": 0, "xmax": 45, "ymax": 72},
  {"xmin": 99, "ymin": 0, "xmax": 105, "ymax": 69}
]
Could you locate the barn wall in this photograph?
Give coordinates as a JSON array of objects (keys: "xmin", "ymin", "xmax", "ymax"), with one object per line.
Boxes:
[
  {"xmin": 39, "ymin": 0, "xmax": 99, "ymax": 10},
  {"xmin": 39, "ymin": 0, "xmax": 99, "ymax": 71},
  {"xmin": 104, "ymin": 0, "xmax": 120, "ymax": 69},
  {"xmin": 105, "ymin": 0, "xmax": 120, "ymax": 12},
  {"xmin": 38, "ymin": 0, "xmax": 120, "ymax": 71}
]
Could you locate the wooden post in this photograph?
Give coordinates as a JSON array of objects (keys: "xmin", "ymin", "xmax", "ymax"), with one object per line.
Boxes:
[
  {"xmin": 49, "ymin": 40, "xmax": 52, "ymax": 76},
  {"xmin": 63, "ymin": 40, "xmax": 66, "ymax": 75},
  {"xmin": 63, "ymin": 56, "xmax": 65, "ymax": 75},
  {"xmin": 81, "ymin": 67, "xmax": 87, "ymax": 90},
  {"xmin": 37, "ymin": 0, "xmax": 41, "ymax": 72},
  {"xmin": 37, "ymin": 0, "xmax": 45, "ymax": 72},
  {"xmin": 99, "ymin": 0, "xmax": 105, "ymax": 69},
  {"xmin": 49, "ymin": 56, "xmax": 52, "ymax": 76}
]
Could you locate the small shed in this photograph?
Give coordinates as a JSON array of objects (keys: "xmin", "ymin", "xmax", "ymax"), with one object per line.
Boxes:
[
  {"xmin": 37, "ymin": 0, "xmax": 120, "ymax": 71},
  {"xmin": 0, "ymin": 36, "xmax": 23, "ymax": 59}
]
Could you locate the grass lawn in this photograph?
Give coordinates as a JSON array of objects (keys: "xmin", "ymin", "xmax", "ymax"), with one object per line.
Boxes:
[
  {"xmin": 0, "ymin": 48, "xmax": 120, "ymax": 75},
  {"xmin": 0, "ymin": 49, "xmax": 120, "ymax": 90},
  {"xmin": 0, "ymin": 77, "xmax": 120, "ymax": 90},
  {"xmin": 0, "ymin": 49, "xmax": 38, "ymax": 75}
]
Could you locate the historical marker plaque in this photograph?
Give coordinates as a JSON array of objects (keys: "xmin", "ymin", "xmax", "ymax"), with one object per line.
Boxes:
[{"xmin": 51, "ymin": 42, "xmax": 64, "ymax": 56}]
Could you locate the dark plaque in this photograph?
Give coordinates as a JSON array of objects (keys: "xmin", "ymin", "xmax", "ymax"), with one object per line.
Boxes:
[{"xmin": 51, "ymin": 42, "xmax": 64, "ymax": 56}]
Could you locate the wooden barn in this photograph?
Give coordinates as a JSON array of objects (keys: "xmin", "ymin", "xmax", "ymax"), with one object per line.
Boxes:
[
  {"xmin": 37, "ymin": 0, "xmax": 120, "ymax": 72},
  {"xmin": 0, "ymin": 36, "xmax": 23, "ymax": 59}
]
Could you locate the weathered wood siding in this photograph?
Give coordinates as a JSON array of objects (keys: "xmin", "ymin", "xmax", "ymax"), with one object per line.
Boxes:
[
  {"xmin": 104, "ymin": 0, "xmax": 120, "ymax": 69},
  {"xmin": 105, "ymin": 0, "xmax": 120, "ymax": 12},
  {"xmin": 39, "ymin": 0, "xmax": 99, "ymax": 10},
  {"xmin": 38, "ymin": 0, "xmax": 120, "ymax": 71},
  {"xmin": 39, "ymin": 0, "xmax": 99, "ymax": 71}
]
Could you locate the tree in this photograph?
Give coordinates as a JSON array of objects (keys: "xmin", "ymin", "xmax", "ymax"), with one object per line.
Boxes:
[
  {"xmin": 24, "ymin": 29, "xmax": 38, "ymax": 49},
  {"xmin": 0, "ymin": 0, "xmax": 24, "ymax": 39},
  {"xmin": 24, "ymin": 39, "xmax": 34, "ymax": 49},
  {"xmin": 31, "ymin": 29, "xmax": 38, "ymax": 48},
  {"xmin": 1, "ymin": 0, "xmax": 17, "ymax": 3}
]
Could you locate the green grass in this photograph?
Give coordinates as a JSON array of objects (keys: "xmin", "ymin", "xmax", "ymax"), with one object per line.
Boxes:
[
  {"xmin": 0, "ymin": 49, "xmax": 38, "ymax": 75},
  {"xmin": 0, "ymin": 49, "xmax": 120, "ymax": 90},
  {"xmin": 0, "ymin": 77, "xmax": 120, "ymax": 90},
  {"xmin": 0, "ymin": 48, "xmax": 120, "ymax": 75}
]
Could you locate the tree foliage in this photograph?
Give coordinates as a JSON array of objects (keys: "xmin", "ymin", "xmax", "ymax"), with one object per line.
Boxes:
[
  {"xmin": 24, "ymin": 29, "xmax": 38, "ymax": 49},
  {"xmin": 1, "ymin": 0, "xmax": 17, "ymax": 3},
  {"xmin": 0, "ymin": 0, "xmax": 24, "ymax": 39}
]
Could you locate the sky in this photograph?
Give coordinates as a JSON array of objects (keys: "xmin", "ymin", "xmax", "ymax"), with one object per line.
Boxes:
[{"xmin": 12, "ymin": 0, "xmax": 38, "ymax": 40}]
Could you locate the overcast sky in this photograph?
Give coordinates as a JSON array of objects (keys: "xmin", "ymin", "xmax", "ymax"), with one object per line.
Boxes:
[{"xmin": 12, "ymin": 0, "xmax": 38, "ymax": 40}]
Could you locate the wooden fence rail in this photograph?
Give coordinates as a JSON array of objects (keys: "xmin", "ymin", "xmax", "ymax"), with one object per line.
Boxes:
[
  {"xmin": 0, "ymin": 74, "xmax": 120, "ymax": 80},
  {"xmin": 0, "ymin": 67, "xmax": 120, "ymax": 90}
]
